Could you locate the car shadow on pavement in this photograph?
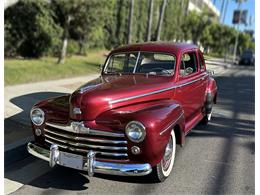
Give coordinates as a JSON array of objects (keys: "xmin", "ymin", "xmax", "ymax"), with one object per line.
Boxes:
[
  {"xmin": 5, "ymin": 92, "xmax": 68, "ymax": 162},
  {"xmin": 6, "ymin": 91, "xmax": 68, "ymax": 126},
  {"xmin": 29, "ymin": 166, "xmax": 90, "ymax": 191}
]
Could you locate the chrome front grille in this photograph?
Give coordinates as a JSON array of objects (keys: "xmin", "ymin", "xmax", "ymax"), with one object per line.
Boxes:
[{"xmin": 44, "ymin": 122, "xmax": 129, "ymax": 161}]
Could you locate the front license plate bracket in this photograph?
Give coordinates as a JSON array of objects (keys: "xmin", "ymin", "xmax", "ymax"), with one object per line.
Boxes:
[{"xmin": 59, "ymin": 151, "xmax": 83, "ymax": 170}]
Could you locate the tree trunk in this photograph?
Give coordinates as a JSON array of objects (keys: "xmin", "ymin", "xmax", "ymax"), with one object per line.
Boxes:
[
  {"xmin": 155, "ymin": 0, "xmax": 167, "ymax": 41},
  {"xmin": 58, "ymin": 15, "xmax": 71, "ymax": 64},
  {"xmin": 58, "ymin": 33, "xmax": 68, "ymax": 64},
  {"xmin": 137, "ymin": 1, "xmax": 143, "ymax": 42},
  {"xmin": 78, "ymin": 37, "xmax": 86, "ymax": 55},
  {"xmin": 146, "ymin": 0, "xmax": 154, "ymax": 41},
  {"xmin": 127, "ymin": 0, "xmax": 134, "ymax": 44},
  {"xmin": 185, "ymin": 0, "xmax": 190, "ymax": 17}
]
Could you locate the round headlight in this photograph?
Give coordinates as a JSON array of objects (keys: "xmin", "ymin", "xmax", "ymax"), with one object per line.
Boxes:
[
  {"xmin": 125, "ymin": 121, "xmax": 146, "ymax": 143},
  {"xmin": 30, "ymin": 108, "xmax": 45, "ymax": 126}
]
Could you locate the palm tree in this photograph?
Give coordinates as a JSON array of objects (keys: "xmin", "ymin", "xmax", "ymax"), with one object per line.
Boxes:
[
  {"xmin": 127, "ymin": 0, "xmax": 134, "ymax": 44},
  {"xmin": 146, "ymin": 0, "xmax": 154, "ymax": 41},
  {"xmin": 155, "ymin": 0, "xmax": 167, "ymax": 41}
]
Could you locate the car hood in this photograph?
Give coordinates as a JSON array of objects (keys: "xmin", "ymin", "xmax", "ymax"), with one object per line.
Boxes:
[{"xmin": 69, "ymin": 74, "xmax": 174, "ymax": 120}]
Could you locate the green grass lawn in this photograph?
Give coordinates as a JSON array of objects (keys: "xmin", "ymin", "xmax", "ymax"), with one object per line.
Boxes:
[{"xmin": 4, "ymin": 50, "xmax": 107, "ymax": 86}]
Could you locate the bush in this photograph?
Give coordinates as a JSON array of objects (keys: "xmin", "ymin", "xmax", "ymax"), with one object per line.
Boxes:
[{"xmin": 4, "ymin": 0, "xmax": 62, "ymax": 58}]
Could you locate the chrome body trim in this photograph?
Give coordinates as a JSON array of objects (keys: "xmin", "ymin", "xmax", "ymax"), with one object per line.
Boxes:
[
  {"xmin": 45, "ymin": 134, "xmax": 127, "ymax": 151},
  {"xmin": 27, "ymin": 142, "xmax": 152, "ymax": 176},
  {"xmin": 46, "ymin": 122, "xmax": 125, "ymax": 138},
  {"xmin": 45, "ymin": 139, "xmax": 128, "ymax": 157},
  {"xmin": 109, "ymin": 74, "xmax": 208, "ymax": 104},
  {"xmin": 133, "ymin": 51, "xmax": 140, "ymax": 73},
  {"xmin": 160, "ymin": 112, "xmax": 184, "ymax": 135},
  {"xmin": 44, "ymin": 128, "xmax": 127, "ymax": 144}
]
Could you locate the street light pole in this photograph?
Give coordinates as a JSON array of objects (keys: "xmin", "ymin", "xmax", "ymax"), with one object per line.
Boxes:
[{"xmin": 232, "ymin": 1, "xmax": 242, "ymax": 63}]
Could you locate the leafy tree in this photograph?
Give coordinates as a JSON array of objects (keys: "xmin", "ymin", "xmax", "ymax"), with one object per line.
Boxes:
[
  {"xmin": 104, "ymin": 0, "xmax": 129, "ymax": 48},
  {"xmin": 51, "ymin": 0, "xmax": 109, "ymax": 63},
  {"xmin": 201, "ymin": 22, "xmax": 236, "ymax": 55},
  {"xmin": 237, "ymin": 32, "xmax": 254, "ymax": 54},
  {"xmin": 181, "ymin": 10, "xmax": 213, "ymax": 44},
  {"xmin": 4, "ymin": 0, "xmax": 61, "ymax": 57}
]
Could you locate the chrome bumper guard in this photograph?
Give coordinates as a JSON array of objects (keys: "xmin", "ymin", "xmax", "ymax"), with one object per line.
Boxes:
[{"xmin": 27, "ymin": 142, "xmax": 152, "ymax": 176}]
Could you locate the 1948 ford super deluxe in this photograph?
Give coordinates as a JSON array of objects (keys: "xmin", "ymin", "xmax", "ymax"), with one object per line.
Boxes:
[{"xmin": 27, "ymin": 43, "xmax": 217, "ymax": 182}]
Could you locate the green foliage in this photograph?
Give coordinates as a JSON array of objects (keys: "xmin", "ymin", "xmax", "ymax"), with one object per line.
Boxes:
[
  {"xmin": 52, "ymin": 0, "xmax": 110, "ymax": 54},
  {"xmin": 201, "ymin": 23, "xmax": 236, "ymax": 54},
  {"xmin": 182, "ymin": 10, "xmax": 213, "ymax": 44},
  {"xmin": 4, "ymin": 0, "xmax": 254, "ymax": 59},
  {"xmin": 238, "ymin": 32, "xmax": 254, "ymax": 54},
  {"xmin": 4, "ymin": 0, "xmax": 62, "ymax": 57}
]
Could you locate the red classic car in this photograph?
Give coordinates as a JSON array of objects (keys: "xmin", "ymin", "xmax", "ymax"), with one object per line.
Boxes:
[{"xmin": 27, "ymin": 43, "xmax": 217, "ymax": 182}]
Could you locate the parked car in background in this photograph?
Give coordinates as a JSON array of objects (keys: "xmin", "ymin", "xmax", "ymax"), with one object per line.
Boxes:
[
  {"xmin": 239, "ymin": 50, "xmax": 255, "ymax": 66},
  {"xmin": 27, "ymin": 43, "xmax": 217, "ymax": 182}
]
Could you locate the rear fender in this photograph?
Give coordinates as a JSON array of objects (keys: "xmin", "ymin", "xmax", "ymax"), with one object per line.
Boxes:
[{"xmin": 206, "ymin": 76, "xmax": 217, "ymax": 104}]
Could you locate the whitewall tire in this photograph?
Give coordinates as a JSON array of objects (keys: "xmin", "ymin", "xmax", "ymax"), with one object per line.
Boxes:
[{"xmin": 152, "ymin": 130, "xmax": 176, "ymax": 182}]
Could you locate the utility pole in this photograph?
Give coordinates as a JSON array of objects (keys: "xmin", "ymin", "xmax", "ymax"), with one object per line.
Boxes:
[{"xmin": 232, "ymin": 0, "xmax": 242, "ymax": 63}]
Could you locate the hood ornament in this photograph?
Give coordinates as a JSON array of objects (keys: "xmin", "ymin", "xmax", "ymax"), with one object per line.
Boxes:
[
  {"xmin": 71, "ymin": 121, "xmax": 89, "ymax": 134},
  {"xmin": 73, "ymin": 107, "xmax": 82, "ymax": 115}
]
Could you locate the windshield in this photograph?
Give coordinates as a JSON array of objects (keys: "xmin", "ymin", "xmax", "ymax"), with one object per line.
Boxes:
[{"xmin": 104, "ymin": 52, "xmax": 176, "ymax": 76}]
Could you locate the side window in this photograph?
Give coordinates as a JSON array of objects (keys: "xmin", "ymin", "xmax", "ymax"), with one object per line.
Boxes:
[
  {"xmin": 180, "ymin": 52, "xmax": 198, "ymax": 76},
  {"xmin": 198, "ymin": 52, "xmax": 206, "ymax": 71}
]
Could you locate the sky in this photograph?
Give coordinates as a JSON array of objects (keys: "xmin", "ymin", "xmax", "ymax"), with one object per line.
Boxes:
[{"xmin": 213, "ymin": 0, "xmax": 255, "ymax": 32}]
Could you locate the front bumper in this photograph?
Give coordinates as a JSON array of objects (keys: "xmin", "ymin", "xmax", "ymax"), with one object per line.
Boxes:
[{"xmin": 27, "ymin": 142, "xmax": 152, "ymax": 176}]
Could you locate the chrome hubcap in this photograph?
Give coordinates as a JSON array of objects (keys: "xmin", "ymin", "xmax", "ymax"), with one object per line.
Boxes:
[{"xmin": 162, "ymin": 136, "xmax": 173, "ymax": 171}]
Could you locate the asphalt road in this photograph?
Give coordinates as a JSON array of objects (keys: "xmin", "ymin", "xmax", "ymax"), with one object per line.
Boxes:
[{"xmin": 5, "ymin": 66, "xmax": 255, "ymax": 195}]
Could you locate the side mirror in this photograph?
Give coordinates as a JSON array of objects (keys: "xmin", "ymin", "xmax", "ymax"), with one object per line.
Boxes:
[
  {"xmin": 99, "ymin": 64, "xmax": 104, "ymax": 71},
  {"xmin": 207, "ymin": 70, "xmax": 214, "ymax": 76}
]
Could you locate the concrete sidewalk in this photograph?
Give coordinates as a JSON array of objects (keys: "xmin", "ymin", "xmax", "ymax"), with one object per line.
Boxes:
[{"xmin": 4, "ymin": 74, "xmax": 99, "ymax": 151}]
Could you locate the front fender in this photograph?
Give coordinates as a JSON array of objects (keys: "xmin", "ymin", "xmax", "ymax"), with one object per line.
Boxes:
[{"xmin": 96, "ymin": 99, "xmax": 185, "ymax": 167}]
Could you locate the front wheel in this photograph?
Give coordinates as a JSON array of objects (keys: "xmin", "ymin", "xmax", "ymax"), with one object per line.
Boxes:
[{"xmin": 151, "ymin": 130, "xmax": 176, "ymax": 182}]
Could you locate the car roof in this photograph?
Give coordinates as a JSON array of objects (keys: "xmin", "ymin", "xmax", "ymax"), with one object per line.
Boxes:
[{"xmin": 111, "ymin": 42, "xmax": 198, "ymax": 55}]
